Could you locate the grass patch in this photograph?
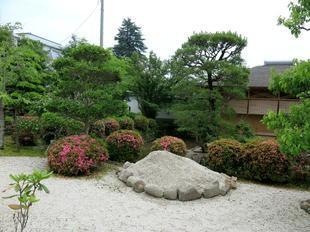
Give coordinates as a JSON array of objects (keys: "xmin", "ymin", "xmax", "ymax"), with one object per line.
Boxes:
[{"xmin": 0, "ymin": 136, "xmax": 46, "ymax": 157}]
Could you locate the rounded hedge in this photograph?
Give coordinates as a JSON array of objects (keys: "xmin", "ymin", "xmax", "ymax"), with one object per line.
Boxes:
[
  {"xmin": 151, "ymin": 136, "xmax": 187, "ymax": 156},
  {"xmin": 240, "ymin": 140, "xmax": 290, "ymax": 183},
  {"xmin": 106, "ymin": 130, "xmax": 144, "ymax": 162},
  {"xmin": 15, "ymin": 116, "xmax": 40, "ymax": 146},
  {"xmin": 90, "ymin": 119, "xmax": 106, "ymax": 138},
  {"xmin": 118, "ymin": 116, "xmax": 134, "ymax": 130},
  {"xmin": 103, "ymin": 117, "xmax": 120, "ymax": 135},
  {"xmin": 48, "ymin": 135, "xmax": 109, "ymax": 176},
  {"xmin": 134, "ymin": 115, "xmax": 149, "ymax": 131},
  {"xmin": 205, "ymin": 139, "xmax": 242, "ymax": 176}
]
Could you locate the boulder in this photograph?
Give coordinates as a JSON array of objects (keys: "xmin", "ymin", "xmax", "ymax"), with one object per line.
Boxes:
[
  {"xmin": 126, "ymin": 176, "xmax": 140, "ymax": 187},
  {"xmin": 123, "ymin": 161, "xmax": 132, "ymax": 169},
  {"xmin": 163, "ymin": 188, "xmax": 178, "ymax": 200},
  {"xmin": 178, "ymin": 185, "xmax": 202, "ymax": 201},
  {"xmin": 300, "ymin": 199, "xmax": 310, "ymax": 214},
  {"xmin": 145, "ymin": 184, "xmax": 163, "ymax": 198},
  {"xmin": 118, "ymin": 169, "xmax": 133, "ymax": 182},
  {"xmin": 203, "ymin": 181, "xmax": 220, "ymax": 198},
  {"xmin": 133, "ymin": 180, "xmax": 145, "ymax": 193}
]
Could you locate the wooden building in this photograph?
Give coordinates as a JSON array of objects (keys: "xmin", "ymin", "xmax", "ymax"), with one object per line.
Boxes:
[{"xmin": 229, "ymin": 61, "xmax": 299, "ymax": 137}]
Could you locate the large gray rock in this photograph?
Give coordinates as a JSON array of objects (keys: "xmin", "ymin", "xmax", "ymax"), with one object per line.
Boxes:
[
  {"xmin": 123, "ymin": 161, "xmax": 132, "ymax": 169},
  {"xmin": 126, "ymin": 176, "xmax": 140, "ymax": 187},
  {"xmin": 133, "ymin": 180, "xmax": 145, "ymax": 193},
  {"xmin": 118, "ymin": 169, "xmax": 133, "ymax": 182},
  {"xmin": 178, "ymin": 185, "xmax": 202, "ymax": 201},
  {"xmin": 203, "ymin": 181, "xmax": 220, "ymax": 198},
  {"xmin": 163, "ymin": 187, "xmax": 178, "ymax": 200},
  {"xmin": 145, "ymin": 184, "xmax": 163, "ymax": 198}
]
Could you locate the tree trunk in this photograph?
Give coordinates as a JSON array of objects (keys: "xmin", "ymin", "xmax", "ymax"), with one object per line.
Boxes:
[
  {"xmin": 13, "ymin": 108, "xmax": 20, "ymax": 150},
  {"xmin": 207, "ymin": 73, "xmax": 216, "ymax": 111},
  {"xmin": 0, "ymin": 100, "xmax": 4, "ymax": 149}
]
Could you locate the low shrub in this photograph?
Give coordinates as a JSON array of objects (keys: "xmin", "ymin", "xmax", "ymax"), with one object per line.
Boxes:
[
  {"xmin": 103, "ymin": 117, "xmax": 120, "ymax": 135},
  {"xmin": 205, "ymin": 139, "xmax": 242, "ymax": 176},
  {"xmin": 134, "ymin": 115, "xmax": 149, "ymax": 131},
  {"xmin": 240, "ymin": 140, "xmax": 290, "ymax": 183},
  {"xmin": 15, "ymin": 116, "xmax": 40, "ymax": 146},
  {"xmin": 48, "ymin": 135, "xmax": 108, "ymax": 176},
  {"xmin": 106, "ymin": 130, "xmax": 144, "ymax": 162},
  {"xmin": 118, "ymin": 116, "xmax": 134, "ymax": 130},
  {"xmin": 151, "ymin": 136, "xmax": 187, "ymax": 156},
  {"xmin": 40, "ymin": 112, "xmax": 84, "ymax": 144},
  {"xmin": 90, "ymin": 119, "xmax": 106, "ymax": 138},
  {"xmin": 290, "ymin": 153, "xmax": 310, "ymax": 184},
  {"xmin": 233, "ymin": 121, "xmax": 255, "ymax": 143}
]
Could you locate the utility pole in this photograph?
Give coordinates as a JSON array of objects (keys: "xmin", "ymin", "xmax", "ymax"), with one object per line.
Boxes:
[{"xmin": 100, "ymin": 0, "xmax": 104, "ymax": 47}]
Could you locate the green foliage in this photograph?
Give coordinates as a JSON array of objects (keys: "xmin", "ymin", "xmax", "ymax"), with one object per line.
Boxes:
[
  {"xmin": 133, "ymin": 115, "xmax": 149, "ymax": 131},
  {"xmin": 263, "ymin": 60, "xmax": 310, "ymax": 157},
  {"xmin": 3, "ymin": 170, "xmax": 52, "ymax": 232},
  {"xmin": 40, "ymin": 112, "xmax": 84, "ymax": 143},
  {"xmin": 49, "ymin": 42, "xmax": 128, "ymax": 133},
  {"xmin": 204, "ymin": 139, "xmax": 242, "ymax": 176},
  {"xmin": 151, "ymin": 136, "xmax": 187, "ymax": 156},
  {"xmin": 113, "ymin": 18, "xmax": 147, "ymax": 58},
  {"xmin": 278, "ymin": 0, "xmax": 310, "ymax": 37},
  {"xmin": 15, "ymin": 116, "xmax": 40, "ymax": 146},
  {"xmin": 129, "ymin": 52, "xmax": 172, "ymax": 118},
  {"xmin": 170, "ymin": 31, "xmax": 249, "ymax": 145},
  {"xmin": 241, "ymin": 140, "xmax": 290, "ymax": 183},
  {"xmin": 90, "ymin": 119, "xmax": 106, "ymax": 138},
  {"xmin": 106, "ymin": 130, "xmax": 144, "ymax": 162},
  {"xmin": 117, "ymin": 116, "xmax": 134, "ymax": 130}
]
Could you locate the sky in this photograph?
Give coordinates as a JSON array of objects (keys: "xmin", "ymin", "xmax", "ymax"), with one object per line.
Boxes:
[{"xmin": 0, "ymin": 0, "xmax": 309, "ymax": 67}]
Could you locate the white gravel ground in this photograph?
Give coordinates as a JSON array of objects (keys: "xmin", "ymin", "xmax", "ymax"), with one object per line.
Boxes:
[{"xmin": 0, "ymin": 157, "xmax": 309, "ymax": 232}]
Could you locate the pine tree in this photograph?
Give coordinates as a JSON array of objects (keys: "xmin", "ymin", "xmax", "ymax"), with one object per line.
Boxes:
[{"xmin": 113, "ymin": 18, "xmax": 147, "ymax": 58}]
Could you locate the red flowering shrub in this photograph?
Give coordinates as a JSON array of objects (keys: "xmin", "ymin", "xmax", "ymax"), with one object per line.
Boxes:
[
  {"xmin": 240, "ymin": 140, "xmax": 290, "ymax": 182},
  {"xmin": 205, "ymin": 139, "xmax": 242, "ymax": 176},
  {"xmin": 48, "ymin": 135, "xmax": 109, "ymax": 176},
  {"xmin": 151, "ymin": 136, "xmax": 187, "ymax": 156},
  {"xmin": 118, "ymin": 116, "xmax": 134, "ymax": 130},
  {"xmin": 106, "ymin": 130, "xmax": 144, "ymax": 162},
  {"xmin": 134, "ymin": 115, "xmax": 149, "ymax": 131},
  {"xmin": 290, "ymin": 153, "xmax": 310, "ymax": 183},
  {"xmin": 90, "ymin": 120, "xmax": 106, "ymax": 138},
  {"xmin": 103, "ymin": 117, "xmax": 120, "ymax": 135}
]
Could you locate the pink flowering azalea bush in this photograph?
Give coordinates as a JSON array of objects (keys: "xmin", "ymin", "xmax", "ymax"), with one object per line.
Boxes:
[
  {"xmin": 106, "ymin": 130, "xmax": 144, "ymax": 161},
  {"xmin": 90, "ymin": 119, "xmax": 106, "ymax": 138},
  {"xmin": 48, "ymin": 135, "xmax": 109, "ymax": 176},
  {"xmin": 151, "ymin": 136, "xmax": 187, "ymax": 156},
  {"xmin": 103, "ymin": 117, "xmax": 120, "ymax": 135}
]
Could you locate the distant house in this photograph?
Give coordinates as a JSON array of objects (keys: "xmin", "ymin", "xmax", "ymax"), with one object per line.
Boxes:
[
  {"xmin": 229, "ymin": 61, "xmax": 299, "ymax": 136},
  {"xmin": 14, "ymin": 32, "xmax": 62, "ymax": 59}
]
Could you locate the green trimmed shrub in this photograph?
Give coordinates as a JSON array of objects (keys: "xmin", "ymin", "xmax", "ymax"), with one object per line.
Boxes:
[
  {"xmin": 151, "ymin": 136, "xmax": 187, "ymax": 156},
  {"xmin": 48, "ymin": 134, "xmax": 109, "ymax": 176},
  {"xmin": 40, "ymin": 112, "xmax": 84, "ymax": 144},
  {"xmin": 15, "ymin": 116, "xmax": 40, "ymax": 146},
  {"xmin": 118, "ymin": 116, "xmax": 134, "ymax": 130},
  {"xmin": 134, "ymin": 115, "xmax": 149, "ymax": 131},
  {"xmin": 106, "ymin": 130, "xmax": 144, "ymax": 162},
  {"xmin": 240, "ymin": 140, "xmax": 290, "ymax": 182},
  {"xmin": 90, "ymin": 119, "xmax": 106, "ymax": 138},
  {"xmin": 205, "ymin": 139, "xmax": 242, "ymax": 176},
  {"xmin": 103, "ymin": 117, "xmax": 120, "ymax": 135}
]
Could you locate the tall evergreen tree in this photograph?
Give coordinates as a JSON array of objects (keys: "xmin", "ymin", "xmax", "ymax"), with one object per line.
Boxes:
[{"xmin": 113, "ymin": 18, "xmax": 147, "ymax": 58}]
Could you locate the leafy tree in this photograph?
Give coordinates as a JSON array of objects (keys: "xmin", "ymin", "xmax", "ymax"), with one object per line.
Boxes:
[
  {"xmin": 171, "ymin": 32, "xmax": 249, "ymax": 145},
  {"xmin": 129, "ymin": 52, "xmax": 172, "ymax": 118},
  {"xmin": 49, "ymin": 42, "xmax": 129, "ymax": 133},
  {"xmin": 263, "ymin": 60, "xmax": 310, "ymax": 156},
  {"xmin": 278, "ymin": 0, "xmax": 310, "ymax": 37},
  {"xmin": 113, "ymin": 18, "xmax": 147, "ymax": 58}
]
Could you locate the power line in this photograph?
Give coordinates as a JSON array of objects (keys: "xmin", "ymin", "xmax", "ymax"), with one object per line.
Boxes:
[{"xmin": 59, "ymin": 0, "xmax": 100, "ymax": 44}]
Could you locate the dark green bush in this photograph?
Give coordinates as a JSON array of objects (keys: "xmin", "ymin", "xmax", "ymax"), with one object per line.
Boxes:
[
  {"xmin": 205, "ymin": 139, "xmax": 242, "ymax": 176},
  {"xmin": 290, "ymin": 153, "xmax": 310, "ymax": 184},
  {"xmin": 15, "ymin": 116, "xmax": 41, "ymax": 146},
  {"xmin": 117, "ymin": 116, "xmax": 134, "ymax": 130},
  {"xmin": 106, "ymin": 130, "xmax": 144, "ymax": 162},
  {"xmin": 40, "ymin": 112, "xmax": 84, "ymax": 144},
  {"xmin": 134, "ymin": 115, "xmax": 149, "ymax": 131}
]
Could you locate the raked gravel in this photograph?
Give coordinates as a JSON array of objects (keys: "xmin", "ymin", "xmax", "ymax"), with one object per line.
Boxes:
[{"xmin": 0, "ymin": 157, "xmax": 309, "ymax": 232}]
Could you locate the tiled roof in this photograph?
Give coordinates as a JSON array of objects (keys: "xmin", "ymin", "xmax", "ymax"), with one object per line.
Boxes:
[{"xmin": 249, "ymin": 61, "xmax": 293, "ymax": 88}]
